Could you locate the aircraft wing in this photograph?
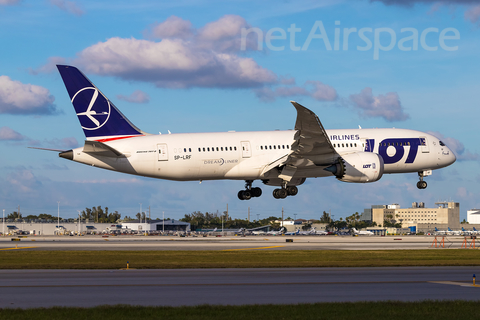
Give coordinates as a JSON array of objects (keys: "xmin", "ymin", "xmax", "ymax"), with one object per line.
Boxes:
[
  {"xmin": 264, "ymin": 101, "xmax": 339, "ymax": 182},
  {"xmin": 290, "ymin": 101, "xmax": 338, "ymax": 165}
]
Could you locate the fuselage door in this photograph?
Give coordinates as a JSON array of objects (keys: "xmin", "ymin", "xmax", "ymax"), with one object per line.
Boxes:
[
  {"xmin": 420, "ymin": 137, "xmax": 429, "ymax": 153},
  {"xmin": 241, "ymin": 141, "xmax": 252, "ymax": 158},
  {"xmin": 157, "ymin": 143, "xmax": 168, "ymax": 161}
]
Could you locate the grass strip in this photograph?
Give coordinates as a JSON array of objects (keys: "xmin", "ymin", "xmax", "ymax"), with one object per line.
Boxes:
[
  {"xmin": 1, "ymin": 250, "xmax": 480, "ymax": 269},
  {"xmin": 1, "ymin": 301, "xmax": 479, "ymax": 320}
]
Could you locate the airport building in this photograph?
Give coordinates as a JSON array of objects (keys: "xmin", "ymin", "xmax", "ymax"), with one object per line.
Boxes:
[
  {"xmin": 276, "ymin": 219, "xmax": 327, "ymax": 232},
  {"xmin": 467, "ymin": 209, "xmax": 480, "ymax": 224},
  {"xmin": 0, "ymin": 219, "xmax": 190, "ymax": 236},
  {"xmin": 361, "ymin": 201, "xmax": 461, "ymax": 233},
  {"xmin": 122, "ymin": 219, "xmax": 190, "ymax": 232}
]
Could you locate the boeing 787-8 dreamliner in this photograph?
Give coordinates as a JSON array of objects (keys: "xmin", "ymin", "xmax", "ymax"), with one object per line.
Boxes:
[{"xmin": 49, "ymin": 65, "xmax": 456, "ymax": 200}]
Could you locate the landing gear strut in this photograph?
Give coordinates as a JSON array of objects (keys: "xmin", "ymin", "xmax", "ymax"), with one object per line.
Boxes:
[
  {"xmin": 238, "ymin": 180, "xmax": 262, "ymax": 200},
  {"xmin": 417, "ymin": 172, "xmax": 427, "ymax": 189}
]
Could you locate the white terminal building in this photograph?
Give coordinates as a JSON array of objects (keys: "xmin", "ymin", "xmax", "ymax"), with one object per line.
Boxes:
[
  {"xmin": 467, "ymin": 209, "xmax": 480, "ymax": 224},
  {"xmin": 361, "ymin": 201, "xmax": 462, "ymax": 233},
  {"xmin": 1, "ymin": 219, "xmax": 190, "ymax": 236}
]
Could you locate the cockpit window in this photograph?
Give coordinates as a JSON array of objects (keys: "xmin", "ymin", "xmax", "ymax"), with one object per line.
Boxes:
[{"xmin": 439, "ymin": 141, "xmax": 445, "ymax": 146}]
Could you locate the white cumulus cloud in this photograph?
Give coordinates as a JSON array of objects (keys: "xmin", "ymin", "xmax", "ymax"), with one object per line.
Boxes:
[
  {"xmin": 39, "ymin": 15, "xmax": 277, "ymax": 90},
  {"xmin": 349, "ymin": 87, "xmax": 409, "ymax": 122},
  {"xmin": 49, "ymin": 0, "xmax": 84, "ymax": 16},
  {"xmin": 148, "ymin": 16, "xmax": 194, "ymax": 40},
  {"xmin": 0, "ymin": 76, "xmax": 57, "ymax": 115},
  {"xmin": 465, "ymin": 5, "xmax": 480, "ymax": 23},
  {"xmin": 73, "ymin": 35, "xmax": 277, "ymax": 89},
  {"xmin": 0, "ymin": 126, "xmax": 26, "ymax": 141},
  {"xmin": 117, "ymin": 90, "xmax": 150, "ymax": 104},
  {"xmin": 0, "ymin": 0, "xmax": 20, "ymax": 5},
  {"xmin": 255, "ymin": 81, "xmax": 337, "ymax": 103},
  {"xmin": 372, "ymin": 0, "xmax": 480, "ymax": 25}
]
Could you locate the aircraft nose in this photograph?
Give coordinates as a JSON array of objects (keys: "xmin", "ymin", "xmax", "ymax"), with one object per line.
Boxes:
[
  {"xmin": 448, "ymin": 148, "xmax": 456, "ymax": 165},
  {"xmin": 442, "ymin": 146, "xmax": 456, "ymax": 167}
]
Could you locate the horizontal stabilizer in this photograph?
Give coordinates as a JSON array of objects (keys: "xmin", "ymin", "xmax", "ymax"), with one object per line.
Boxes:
[
  {"xmin": 83, "ymin": 140, "xmax": 123, "ymax": 158},
  {"xmin": 28, "ymin": 147, "xmax": 68, "ymax": 152}
]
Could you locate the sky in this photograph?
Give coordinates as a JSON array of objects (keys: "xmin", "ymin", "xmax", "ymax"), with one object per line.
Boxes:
[{"xmin": 1, "ymin": 0, "xmax": 479, "ymax": 222}]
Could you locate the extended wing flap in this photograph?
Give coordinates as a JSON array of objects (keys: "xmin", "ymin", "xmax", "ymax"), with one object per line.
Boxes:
[
  {"xmin": 83, "ymin": 140, "xmax": 123, "ymax": 158},
  {"xmin": 260, "ymin": 154, "xmax": 289, "ymax": 176}
]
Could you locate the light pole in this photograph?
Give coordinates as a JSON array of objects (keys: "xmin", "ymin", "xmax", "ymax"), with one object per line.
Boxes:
[
  {"xmin": 2, "ymin": 209, "xmax": 4, "ymax": 237},
  {"xmin": 139, "ymin": 203, "xmax": 142, "ymax": 223},
  {"xmin": 57, "ymin": 201, "xmax": 60, "ymax": 236},
  {"xmin": 78, "ymin": 210, "xmax": 81, "ymax": 236}
]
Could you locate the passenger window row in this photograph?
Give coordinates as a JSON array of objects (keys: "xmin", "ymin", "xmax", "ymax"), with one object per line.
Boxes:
[
  {"xmin": 333, "ymin": 143, "xmax": 357, "ymax": 148},
  {"xmin": 379, "ymin": 142, "xmax": 411, "ymax": 147},
  {"xmin": 260, "ymin": 145, "xmax": 290, "ymax": 150},
  {"xmin": 198, "ymin": 146, "xmax": 237, "ymax": 152}
]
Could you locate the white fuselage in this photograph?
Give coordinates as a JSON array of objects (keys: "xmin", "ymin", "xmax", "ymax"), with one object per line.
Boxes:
[{"xmin": 67, "ymin": 128, "xmax": 455, "ymax": 184}]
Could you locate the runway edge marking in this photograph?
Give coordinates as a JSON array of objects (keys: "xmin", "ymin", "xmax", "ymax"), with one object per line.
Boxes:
[
  {"xmin": 222, "ymin": 246, "xmax": 285, "ymax": 251},
  {"xmin": 429, "ymin": 281, "xmax": 480, "ymax": 288}
]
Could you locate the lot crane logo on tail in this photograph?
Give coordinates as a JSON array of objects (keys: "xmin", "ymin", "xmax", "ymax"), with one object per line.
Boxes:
[{"xmin": 72, "ymin": 87, "xmax": 111, "ymax": 130}]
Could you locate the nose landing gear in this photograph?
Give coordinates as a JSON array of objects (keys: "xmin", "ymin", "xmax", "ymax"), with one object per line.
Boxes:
[
  {"xmin": 417, "ymin": 171, "xmax": 431, "ymax": 189},
  {"xmin": 417, "ymin": 180, "xmax": 427, "ymax": 189}
]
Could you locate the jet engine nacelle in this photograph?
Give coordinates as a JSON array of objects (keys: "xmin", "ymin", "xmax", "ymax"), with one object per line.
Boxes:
[{"xmin": 326, "ymin": 152, "xmax": 384, "ymax": 183}]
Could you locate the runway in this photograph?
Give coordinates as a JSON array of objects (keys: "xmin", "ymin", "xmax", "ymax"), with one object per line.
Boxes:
[
  {"xmin": 0, "ymin": 234, "xmax": 468, "ymax": 251},
  {"xmin": 0, "ymin": 267, "xmax": 479, "ymax": 308},
  {"xmin": 2, "ymin": 236, "xmax": 477, "ymax": 309}
]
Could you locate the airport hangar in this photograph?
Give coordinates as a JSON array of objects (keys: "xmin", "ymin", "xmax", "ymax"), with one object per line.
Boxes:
[{"xmin": 1, "ymin": 219, "xmax": 191, "ymax": 236}]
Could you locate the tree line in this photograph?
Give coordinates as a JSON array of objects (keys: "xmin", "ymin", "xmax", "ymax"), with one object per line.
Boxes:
[
  {"xmin": 3, "ymin": 206, "xmax": 121, "ymax": 223},
  {"xmin": 180, "ymin": 211, "xmax": 282, "ymax": 230},
  {"xmin": 320, "ymin": 210, "xmax": 403, "ymax": 230},
  {"xmin": 3, "ymin": 207, "xmax": 399, "ymax": 229},
  {"xmin": 3, "ymin": 212, "xmax": 59, "ymax": 221},
  {"xmin": 80, "ymin": 206, "xmax": 121, "ymax": 223}
]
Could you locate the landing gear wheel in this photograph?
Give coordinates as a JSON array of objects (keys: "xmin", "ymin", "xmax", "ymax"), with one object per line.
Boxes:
[
  {"xmin": 251, "ymin": 187, "xmax": 262, "ymax": 197},
  {"xmin": 238, "ymin": 190, "xmax": 252, "ymax": 200},
  {"xmin": 273, "ymin": 188, "xmax": 288, "ymax": 199},
  {"xmin": 273, "ymin": 189, "xmax": 279, "ymax": 199},
  {"xmin": 286, "ymin": 186, "xmax": 298, "ymax": 196},
  {"xmin": 238, "ymin": 181, "xmax": 261, "ymax": 200},
  {"xmin": 417, "ymin": 181, "xmax": 427, "ymax": 189},
  {"xmin": 417, "ymin": 171, "xmax": 428, "ymax": 189}
]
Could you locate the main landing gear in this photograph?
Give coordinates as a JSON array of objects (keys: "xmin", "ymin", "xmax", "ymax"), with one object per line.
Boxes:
[
  {"xmin": 417, "ymin": 171, "xmax": 428, "ymax": 189},
  {"xmin": 238, "ymin": 180, "xmax": 300, "ymax": 200},
  {"xmin": 238, "ymin": 180, "xmax": 262, "ymax": 200},
  {"xmin": 273, "ymin": 186, "xmax": 298, "ymax": 199}
]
